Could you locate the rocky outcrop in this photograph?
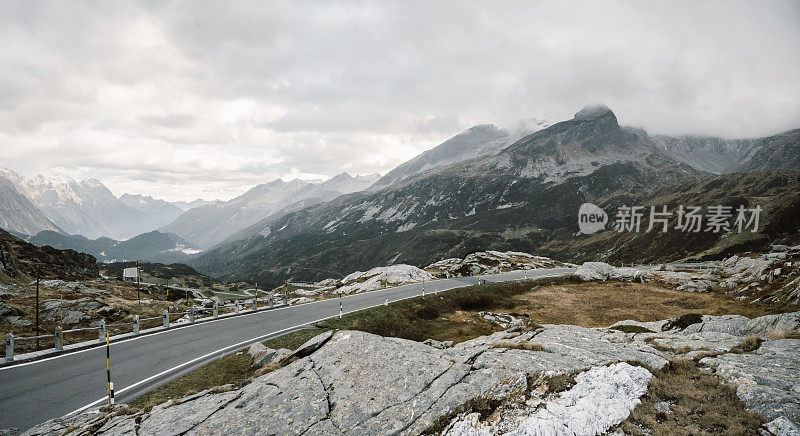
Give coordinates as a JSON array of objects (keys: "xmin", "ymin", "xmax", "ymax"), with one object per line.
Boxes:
[
  {"xmin": 25, "ymin": 311, "xmax": 800, "ymax": 435},
  {"xmin": 0, "ymin": 229, "xmax": 98, "ymax": 281},
  {"xmin": 336, "ymin": 265, "xmax": 434, "ymax": 294},
  {"xmin": 425, "ymin": 251, "xmax": 571, "ymax": 278},
  {"xmin": 702, "ymin": 340, "xmax": 800, "ymax": 425},
  {"xmin": 247, "ymin": 343, "xmax": 291, "ymax": 368},
  {"xmin": 575, "ymin": 262, "xmax": 648, "ymax": 282},
  {"xmin": 719, "ymin": 247, "xmax": 800, "ymax": 305},
  {"xmin": 445, "ymin": 363, "xmax": 652, "ymax": 436}
]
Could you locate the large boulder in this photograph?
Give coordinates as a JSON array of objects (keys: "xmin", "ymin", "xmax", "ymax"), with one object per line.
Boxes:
[
  {"xmin": 0, "ymin": 301, "xmax": 21, "ymax": 317},
  {"xmin": 444, "ymin": 363, "xmax": 652, "ymax": 436},
  {"xmin": 575, "ymin": 262, "xmax": 647, "ymax": 282},
  {"xmin": 248, "ymin": 342, "xmax": 291, "ymax": 368},
  {"xmin": 681, "ymin": 312, "xmax": 800, "ymax": 336},
  {"xmin": 336, "ymin": 265, "xmax": 434, "ymax": 294}
]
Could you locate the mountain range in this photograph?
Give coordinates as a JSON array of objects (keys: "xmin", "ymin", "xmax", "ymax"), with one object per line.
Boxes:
[
  {"xmin": 0, "ymin": 168, "xmax": 383, "ymax": 260},
  {"xmin": 0, "ymin": 169, "xmax": 210, "ymax": 240},
  {"xmin": 190, "ymin": 105, "xmax": 800, "ymax": 286},
  {"xmin": 25, "ymin": 230, "xmax": 198, "ymax": 265},
  {"xmin": 160, "ymin": 172, "xmax": 380, "ymax": 249},
  {"xmin": 368, "ymin": 118, "xmax": 550, "ymax": 190},
  {"xmin": 1, "ymin": 104, "xmax": 798, "ymax": 279}
]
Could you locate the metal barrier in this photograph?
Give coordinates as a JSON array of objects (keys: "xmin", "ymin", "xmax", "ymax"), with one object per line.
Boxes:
[
  {"xmin": 1, "ymin": 298, "xmax": 297, "ymax": 362},
  {"xmin": 3, "ymin": 301, "xmax": 229, "ymax": 362}
]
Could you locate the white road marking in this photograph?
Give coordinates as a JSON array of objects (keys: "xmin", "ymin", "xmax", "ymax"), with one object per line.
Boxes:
[{"xmin": 15, "ymin": 269, "xmax": 572, "ymax": 422}]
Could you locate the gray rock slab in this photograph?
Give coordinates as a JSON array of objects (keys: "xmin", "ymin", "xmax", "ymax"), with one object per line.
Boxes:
[
  {"xmin": 193, "ymin": 358, "xmax": 331, "ymax": 435},
  {"xmin": 291, "ymin": 330, "xmax": 333, "ymax": 359},
  {"xmin": 701, "ymin": 339, "xmax": 800, "ymax": 426},
  {"xmin": 138, "ymin": 389, "xmax": 240, "ymax": 435}
]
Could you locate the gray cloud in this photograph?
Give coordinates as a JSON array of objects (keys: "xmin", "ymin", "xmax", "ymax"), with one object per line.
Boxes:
[{"xmin": 1, "ymin": 0, "xmax": 799, "ymax": 201}]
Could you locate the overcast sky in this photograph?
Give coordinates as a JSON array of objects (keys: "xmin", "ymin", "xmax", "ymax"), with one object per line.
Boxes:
[{"xmin": 1, "ymin": 1, "xmax": 799, "ymax": 202}]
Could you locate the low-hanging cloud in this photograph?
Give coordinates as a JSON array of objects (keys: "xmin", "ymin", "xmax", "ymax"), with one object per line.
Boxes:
[{"xmin": 0, "ymin": 0, "xmax": 798, "ymax": 201}]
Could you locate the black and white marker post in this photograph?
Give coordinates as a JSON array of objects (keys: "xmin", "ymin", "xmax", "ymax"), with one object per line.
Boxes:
[
  {"xmin": 136, "ymin": 260, "xmax": 140, "ymax": 306},
  {"xmin": 338, "ymin": 291, "xmax": 343, "ymax": 319},
  {"xmin": 106, "ymin": 333, "xmax": 114, "ymax": 406}
]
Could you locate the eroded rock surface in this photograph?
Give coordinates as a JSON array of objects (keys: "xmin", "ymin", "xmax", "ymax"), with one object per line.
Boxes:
[
  {"xmin": 24, "ymin": 311, "xmax": 800, "ymax": 435},
  {"xmin": 701, "ymin": 339, "xmax": 800, "ymax": 425}
]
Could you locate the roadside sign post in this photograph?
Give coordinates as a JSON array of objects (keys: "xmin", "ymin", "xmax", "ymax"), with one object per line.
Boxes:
[
  {"xmin": 98, "ymin": 319, "xmax": 106, "ymax": 342},
  {"xmin": 338, "ymin": 292, "xmax": 342, "ymax": 319},
  {"xmin": 55, "ymin": 326, "xmax": 63, "ymax": 350},
  {"xmin": 6, "ymin": 333, "xmax": 14, "ymax": 361},
  {"xmin": 35, "ymin": 277, "xmax": 40, "ymax": 351},
  {"xmin": 253, "ymin": 283, "xmax": 258, "ymax": 311},
  {"xmin": 136, "ymin": 260, "xmax": 140, "ymax": 306},
  {"xmin": 106, "ymin": 333, "xmax": 114, "ymax": 406}
]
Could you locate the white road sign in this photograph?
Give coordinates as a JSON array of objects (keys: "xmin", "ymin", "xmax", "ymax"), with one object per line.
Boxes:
[{"xmin": 123, "ymin": 267, "xmax": 138, "ymax": 279}]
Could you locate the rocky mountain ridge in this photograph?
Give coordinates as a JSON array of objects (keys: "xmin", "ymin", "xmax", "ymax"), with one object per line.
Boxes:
[
  {"xmin": 168, "ymin": 172, "xmax": 381, "ymax": 249},
  {"xmin": 0, "ymin": 229, "xmax": 98, "ymax": 283},
  {"xmin": 191, "ymin": 104, "xmax": 800, "ymax": 287},
  {"xmin": 188, "ymin": 106, "xmax": 730, "ymax": 285},
  {"xmin": 118, "ymin": 193, "xmax": 186, "ymax": 229},
  {"xmin": 368, "ymin": 118, "xmax": 550, "ymax": 191},
  {"xmin": 0, "ymin": 176, "xmax": 61, "ymax": 236}
]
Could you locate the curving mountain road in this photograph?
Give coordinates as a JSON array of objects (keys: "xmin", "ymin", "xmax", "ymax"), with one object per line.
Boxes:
[{"xmin": 0, "ymin": 268, "xmax": 573, "ymax": 432}]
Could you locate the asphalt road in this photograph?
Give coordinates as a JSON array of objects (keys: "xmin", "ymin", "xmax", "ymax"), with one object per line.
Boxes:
[{"xmin": 0, "ymin": 268, "xmax": 573, "ymax": 432}]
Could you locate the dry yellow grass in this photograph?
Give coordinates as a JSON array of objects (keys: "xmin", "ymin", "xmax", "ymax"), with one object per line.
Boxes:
[
  {"xmin": 491, "ymin": 342, "xmax": 545, "ymax": 351},
  {"xmin": 514, "ymin": 280, "xmax": 785, "ymax": 327},
  {"xmin": 619, "ymin": 359, "xmax": 764, "ymax": 434}
]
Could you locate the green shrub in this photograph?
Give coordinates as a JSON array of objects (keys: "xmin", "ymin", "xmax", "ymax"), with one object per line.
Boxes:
[
  {"xmin": 414, "ymin": 305, "xmax": 440, "ymax": 320},
  {"xmin": 611, "ymin": 325, "xmax": 655, "ymax": 334},
  {"xmin": 661, "ymin": 313, "xmax": 703, "ymax": 331}
]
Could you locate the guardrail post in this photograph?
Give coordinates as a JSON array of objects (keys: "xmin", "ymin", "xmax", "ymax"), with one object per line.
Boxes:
[
  {"xmin": 98, "ymin": 319, "xmax": 106, "ymax": 342},
  {"xmin": 189, "ymin": 306, "xmax": 195, "ymax": 323},
  {"xmin": 163, "ymin": 309, "xmax": 169, "ymax": 328},
  {"xmin": 133, "ymin": 315, "xmax": 140, "ymax": 335},
  {"xmin": 235, "ymin": 301, "xmax": 240, "ymax": 314},
  {"xmin": 5, "ymin": 333, "xmax": 13, "ymax": 362},
  {"xmin": 213, "ymin": 302, "xmax": 218, "ymax": 319},
  {"xmin": 55, "ymin": 326, "xmax": 63, "ymax": 350},
  {"xmin": 269, "ymin": 293, "xmax": 274, "ymax": 309}
]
